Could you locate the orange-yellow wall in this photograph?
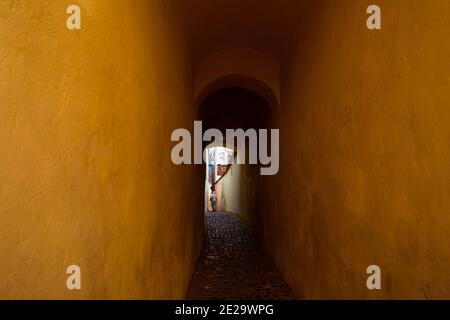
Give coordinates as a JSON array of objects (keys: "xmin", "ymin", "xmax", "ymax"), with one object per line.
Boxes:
[
  {"xmin": 214, "ymin": 164, "xmax": 259, "ymax": 220},
  {"xmin": 258, "ymin": 0, "xmax": 450, "ymax": 299},
  {"xmin": 237, "ymin": 165, "xmax": 260, "ymax": 232},
  {"xmin": 0, "ymin": 0, "xmax": 203, "ymax": 299}
]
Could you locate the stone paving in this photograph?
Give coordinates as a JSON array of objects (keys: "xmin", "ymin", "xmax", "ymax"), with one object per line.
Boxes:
[{"xmin": 187, "ymin": 212, "xmax": 294, "ymax": 300}]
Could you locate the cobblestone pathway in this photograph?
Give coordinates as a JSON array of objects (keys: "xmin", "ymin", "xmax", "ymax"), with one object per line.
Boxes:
[{"xmin": 188, "ymin": 212, "xmax": 294, "ymax": 300}]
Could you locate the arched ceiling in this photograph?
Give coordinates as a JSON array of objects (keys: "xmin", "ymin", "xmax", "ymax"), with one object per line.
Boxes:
[
  {"xmin": 178, "ymin": 0, "xmax": 307, "ymax": 64},
  {"xmin": 194, "ymin": 48, "xmax": 280, "ymax": 109},
  {"xmin": 199, "ymin": 87, "xmax": 271, "ymax": 133}
]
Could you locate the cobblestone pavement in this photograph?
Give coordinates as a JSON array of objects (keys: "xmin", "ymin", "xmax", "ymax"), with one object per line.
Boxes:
[{"xmin": 188, "ymin": 212, "xmax": 295, "ymax": 300}]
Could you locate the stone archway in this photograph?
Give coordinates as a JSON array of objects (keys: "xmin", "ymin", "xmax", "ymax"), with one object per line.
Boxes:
[{"xmin": 194, "ymin": 47, "xmax": 280, "ymax": 110}]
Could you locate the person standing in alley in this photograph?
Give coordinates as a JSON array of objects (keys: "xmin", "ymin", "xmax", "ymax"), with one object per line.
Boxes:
[{"xmin": 210, "ymin": 189, "xmax": 217, "ymax": 212}]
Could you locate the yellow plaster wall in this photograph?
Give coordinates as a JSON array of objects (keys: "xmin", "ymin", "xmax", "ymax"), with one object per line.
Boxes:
[
  {"xmin": 259, "ymin": 0, "xmax": 450, "ymax": 299},
  {"xmin": 0, "ymin": 0, "xmax": 203, "ymax": 299},
  {"xmin": 216, "ymin": 165, "xmax": 241, "ymax": 214}
]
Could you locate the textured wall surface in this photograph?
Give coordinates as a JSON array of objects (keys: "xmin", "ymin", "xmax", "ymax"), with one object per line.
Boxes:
[
  {"xmin": 0, "ymin": 0, "xmax": 203, "ymax": 299},
  {"xmin": 257, "ymin": 0, "xmax": 450, "ymax": 299}
]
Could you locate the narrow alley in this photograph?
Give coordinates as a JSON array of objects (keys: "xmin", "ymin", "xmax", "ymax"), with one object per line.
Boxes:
[
  {"xmin": 0, "ymin": 0, "xmax": 449, "ymax": 301},
  {"xmin": 188, "ymin": 212, "xmax": 294, "ymax": 300}
]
